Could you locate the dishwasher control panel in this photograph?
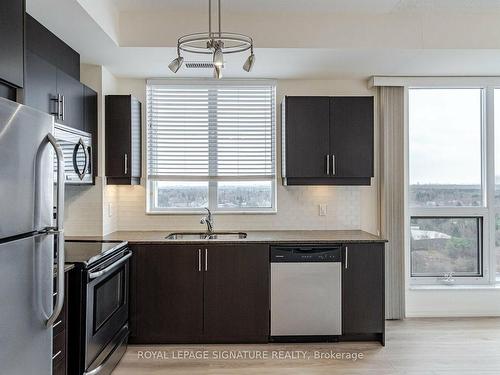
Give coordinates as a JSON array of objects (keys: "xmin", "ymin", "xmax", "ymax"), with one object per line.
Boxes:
[{"xmin": 271, "ymin": 246, "xmax": 342, "ymax": 262}]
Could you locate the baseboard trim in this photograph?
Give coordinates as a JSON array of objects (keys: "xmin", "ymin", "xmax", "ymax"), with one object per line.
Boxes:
[{"xmin": 406, "ymin": 312, "xmax": 500, "ymax": 318}]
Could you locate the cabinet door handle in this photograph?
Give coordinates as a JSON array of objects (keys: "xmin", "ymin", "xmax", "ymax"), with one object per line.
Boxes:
[
  {"xmin": 198, "ymin": 249, "xmax": 202, "ymax": 272},
  {"xmin": 332, "ymin": 155, "xmax": 336, "ymax": 176},
  {"xmin": 60, "ymin": 95, "xmax": 65, "ymax": 121},
  {"xmin": 326, "ymin": 154, "xmax": 330, "ymax": 175},
  {"xmin": 51, "ymin": 94, "xmax": 62, "ymax": 120},
  {"xmin": 344, "ymin": 246, "xmax": 348, "ymax": 269},
  {"xmin": 124, "ymin": 153, "xmax": 128, "ymax": 175},
  {"xmin": 205, "ymin": 248, "xmax": 208, "ymax": 271}
]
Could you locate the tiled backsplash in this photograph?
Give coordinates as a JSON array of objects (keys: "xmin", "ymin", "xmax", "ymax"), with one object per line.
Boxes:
[
  {"xmin": 112, "ymin": 184, "xmax": 363, "ymax": 232},
  {"xmin": 64, "ymin": 178, "xmax": 104, "ymax": 236},
  {"xmin": 64, "ymin": 178, "xmax": 119, "ymax": 236}
]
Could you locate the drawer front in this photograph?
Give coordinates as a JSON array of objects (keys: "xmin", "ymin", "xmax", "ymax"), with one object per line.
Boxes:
[
  {"xmin": 52, "ymin": 278, "xmax": 67, "ymax": 335},
  {"xmin": 52, "ymin": 272, "xmax": 68, "ymax": 375},
  {"xmin": 52, "ymin": 312, "xmax": 65, "ymax": 336},
  {"xmin": 52, "ymin": 330, "xmax": 65, "ymax": 366},
  {"xmin": 52, "ymin": 356, "xmax": 66, "ymax": 375}
]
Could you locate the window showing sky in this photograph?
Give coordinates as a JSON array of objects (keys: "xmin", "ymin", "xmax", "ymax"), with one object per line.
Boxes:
[
  {"xmin": 409, "ymin": 88, "xmax": 482, "ymax": 186},
  {"xmin": 494, "ymin": 89, "xmax": 500, "ymax": 185}
]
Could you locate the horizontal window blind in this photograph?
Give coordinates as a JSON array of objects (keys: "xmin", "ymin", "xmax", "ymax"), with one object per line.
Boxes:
[{"xmin": 147, "ymin": 83, "xmax": 276, "ymax": 181}]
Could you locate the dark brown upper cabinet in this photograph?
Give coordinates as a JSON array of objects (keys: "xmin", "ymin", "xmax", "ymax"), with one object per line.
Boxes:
[
  {"xmin": 26, "ymin": 14, "xmax": 80, "ymax": 81},
  {"xmin": 24, "ymin": 50, "xmax": 85, "ymax": 131},
  {"xmin": 24, "ymin": 15, "xmax": 86, "ymax": 131},
  {"xmin": 105, "ymin": 95, "xmax": 142, "ymax": 185},
  {"xmin": 282, "ymin": 97, "xmax": 330, "ymax": 179},
  {"xmin": 56, "ymin": 69, "xmax": 84, "ymax": 130},
  {"xmin": 0, "ymin": 0, "xmax": 24, "ymax": 89},
  {"xmin": 282, "ymin": 96, "xmax": 374, "ymax": 185},
  {"xmin": 24, "ymin": 50, "xmax": 57, "ymax": 114}
]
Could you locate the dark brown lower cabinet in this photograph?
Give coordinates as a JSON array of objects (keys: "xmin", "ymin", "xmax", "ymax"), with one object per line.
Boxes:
[
  {"xmin": 131, "ymin": 244, "xmax": 203, "ymax": 343},
  {"xmin": 52, "ymin": 358, "xmax": 66, "ymax": 375},
  {"xmin": 129, "ymin": 241, "xmax": 384, "ymax": 345},
  {"xmin": 341, "ymin": 243, "xmax": 385, "ymax": 344},
  {"xmin": 203, "ymin": 245, "xmax": 269, "ymax": 342},
  {"xmin": 129, "ymin": 244, "xmax": 269, "ymax": 344},
  {"xmin": 53, "ymin": 271, "xmax": 69, "ymax": 374}
]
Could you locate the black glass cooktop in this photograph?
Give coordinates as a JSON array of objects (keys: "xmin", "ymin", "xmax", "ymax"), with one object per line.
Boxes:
[{"xmin": 64, "ymin": 240, "xmax": 127, "ymax": 266}]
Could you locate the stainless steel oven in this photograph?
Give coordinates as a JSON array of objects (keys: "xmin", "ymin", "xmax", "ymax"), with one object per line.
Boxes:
[
  {"xmin": 85, "ymin": 250, "xmax": 131, "ymax": 374},
  {"xmin": 54, "ymin": 124, "xmax": 93, "ymax": 184},
  {"xmin": 66, "ymin": 241, "xmax": 131, "ymax": 375}
]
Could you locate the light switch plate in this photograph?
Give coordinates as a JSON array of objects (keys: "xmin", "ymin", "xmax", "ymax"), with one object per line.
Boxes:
[
  {"xmin": 319, "ymin": 203, "xmax": 327, "ymax": 216},
  {"xmin": 108, "ymin": 202, "xmax": 113, "ymax": 217}
]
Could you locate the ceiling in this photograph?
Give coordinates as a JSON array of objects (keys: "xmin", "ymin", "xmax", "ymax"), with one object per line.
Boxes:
[
  {"xmin": 111, "ymin": 0, "xmax": 500, "ymax": 14},
  {"xmin": 26, "ymin": 0, "xmax": 500, "ymax": 80},
  {"xmin": 112, "ymin": 0, "xmax": 402, "ymax": 14},
  {"xmin": 99, "ymin": 48, "xmax": 500, "ymax": 80}
]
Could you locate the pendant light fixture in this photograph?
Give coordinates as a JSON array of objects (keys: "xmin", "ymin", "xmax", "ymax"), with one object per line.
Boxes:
[{"xmin": 168, "ymin": 0, "xmax": 255, "ymax": 78}]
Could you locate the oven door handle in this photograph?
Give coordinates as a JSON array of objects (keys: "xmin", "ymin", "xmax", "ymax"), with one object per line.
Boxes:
[{"xmin": 88, "ymin": 252, "xmax": 132, "ymax": 280}]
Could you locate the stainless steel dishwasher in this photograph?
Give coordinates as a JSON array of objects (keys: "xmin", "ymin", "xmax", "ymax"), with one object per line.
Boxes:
[{"xmin": 270, "ymin": 245, "xmax": 342, "ymax": 340}]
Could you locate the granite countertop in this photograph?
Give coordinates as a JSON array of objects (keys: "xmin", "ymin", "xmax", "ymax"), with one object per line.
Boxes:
[
  {"xmin": 53, "ymin": 264, "xmax": 74, "ymax": 277},
  {"xmin": 67, "ymin": 230, "xmax": 387, "ymax": 244},
  {"xmin": 64, "ymin": 264, "xmax": 75, "ymax": 273}
]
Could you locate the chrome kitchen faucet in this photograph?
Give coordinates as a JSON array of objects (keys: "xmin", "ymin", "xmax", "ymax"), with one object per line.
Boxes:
[{"xmin": 200, "ymin": 207, "xmax": 214, "ymax": 234}]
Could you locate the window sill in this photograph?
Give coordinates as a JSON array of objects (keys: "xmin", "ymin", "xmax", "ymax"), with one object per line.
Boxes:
[
  {"xmin": 410, "ymin": 284, "xmax": 500, "ymax": 291},
  {"xmin": 146, "ymin": 210, "xmax": 278, "ymax": 215}
]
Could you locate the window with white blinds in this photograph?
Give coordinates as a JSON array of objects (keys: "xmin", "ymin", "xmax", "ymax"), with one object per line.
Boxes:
[{"xmin": 147, "ymin": 81, "xmax": 276, "ymax": 212}]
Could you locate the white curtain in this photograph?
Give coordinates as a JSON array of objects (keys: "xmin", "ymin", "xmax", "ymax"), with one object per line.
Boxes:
[{"xmin": 379, "ymin": 86, "xmax": 405, "ymax": 320}]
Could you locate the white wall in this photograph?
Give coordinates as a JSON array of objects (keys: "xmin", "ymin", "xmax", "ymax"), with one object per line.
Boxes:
[
  {"xmin": 110, "ymin": 78, "xmax": 380, "ymax": 234},
  {"xmin": 406, "ymin": 288, "xmax": 500, "ymax": 317},
  {"xmin": 101, "ymin": 67, "xmax": 119, "ymax": 234}
]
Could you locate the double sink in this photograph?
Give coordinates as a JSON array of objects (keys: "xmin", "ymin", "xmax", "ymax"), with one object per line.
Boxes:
[{"xmin": 165, "ymin": 232, "xmax": 247, "ymax": 240}]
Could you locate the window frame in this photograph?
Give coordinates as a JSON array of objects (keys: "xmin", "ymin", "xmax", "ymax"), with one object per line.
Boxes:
[
  {"xmin": 145, "ymin": 79, "xmax": 278, "ymax": 215},
  {"xmin": 406, "ymin": 84, "xmax": 494, "ymax": 286},
  {"xmin": 492, "ymin": 88, "xmax": 500, "ymax": 281}
]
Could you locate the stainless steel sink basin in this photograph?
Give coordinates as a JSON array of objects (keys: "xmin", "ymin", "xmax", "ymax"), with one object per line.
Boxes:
[
  {"xmin": 165, "ymin": 233, "xmax": 207, "ymax": 240},
  {"xmin": 207, "ymin": 232, "xmax": 247, "ymax": 240},
  {"xmin": 165, "ymin": 232, "xmax": 247, "ymax": 240}
]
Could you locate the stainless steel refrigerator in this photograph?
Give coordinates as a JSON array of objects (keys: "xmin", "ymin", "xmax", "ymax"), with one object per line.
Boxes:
[{"xmin": 0, "ymin": 97, "xmax": 65, "ymax": 374}]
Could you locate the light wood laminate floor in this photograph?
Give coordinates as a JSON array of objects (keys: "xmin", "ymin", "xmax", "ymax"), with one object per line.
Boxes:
[{"xmin": 113, "ymin": 318, "xmax": 500, "ymax": 375}]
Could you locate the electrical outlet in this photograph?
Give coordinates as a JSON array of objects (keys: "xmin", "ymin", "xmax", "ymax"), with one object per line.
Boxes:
[
  {"xmin": 319, "ymin": 203, "xmax": 327, "ymax": 216},
  {"xmin": 108, "ymin": 203, "xmax": 113, "ymax": 217}
]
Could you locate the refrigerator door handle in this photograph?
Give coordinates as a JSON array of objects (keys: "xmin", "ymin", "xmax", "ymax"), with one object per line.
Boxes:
[{"xmin": 46, "ymin": 133, "xmax": 65, "ymax": 327}]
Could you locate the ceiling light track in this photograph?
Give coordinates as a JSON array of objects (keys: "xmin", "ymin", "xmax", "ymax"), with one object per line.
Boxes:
[{"xmin": 168, "ymin": 0, "xmax": 255, "ymax": 78}]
